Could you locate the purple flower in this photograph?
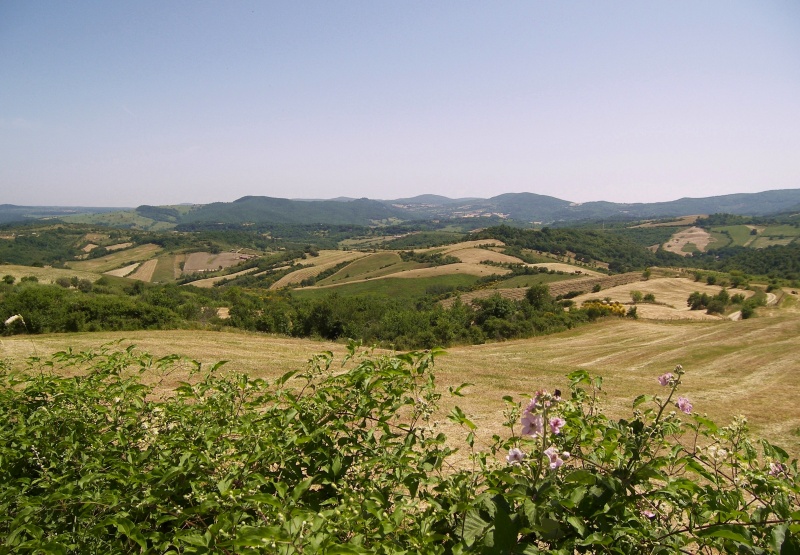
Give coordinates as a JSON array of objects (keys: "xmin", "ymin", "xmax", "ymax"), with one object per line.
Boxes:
[
  {"xmin": 521, "ymin": 413, "xmax": 544, "ymax": 436},
  {"xmin": 657, "ymin": 373, "xmax": 674, "ymax": 386},
  {"xmin": 549, "ymin": 417, "xmax": 566, "ymax": 435},
  {"xmin": 769, "ymin": 462, "xmax": 788, "ymax": 477},
  {"xmin": 676, "ymin": 396, "xmax": 692, "ymax": 414},
  {"xmin": 506, "ymin": 448, "xmax": 525, "ymax": 464},
  {"xmin": 642, "ymin": 509, "xmax": 656, "ymax": 519},
  {"xmin": 544, "ymin": 446, "xmax": 567, "ymax": 469}
]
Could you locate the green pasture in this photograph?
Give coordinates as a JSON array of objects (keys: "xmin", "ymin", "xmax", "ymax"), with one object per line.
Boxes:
[
  {"xmin": 487, "ymin": 273, "xmax": 580, "ymax": 289},
  {"xmin": 708, "ymin": 230, "xmax": 733, "ymax": 248},
  {"xmin": 715, "ymin": 225, "xmax": 754, "ymax": 247},
  {"xmin": 151, "ymin": 255, "xmax": 177, "ymax": 283},
  {"xmin": 292, "ymin": 274, "xmax": 480, "ymax": 301}
]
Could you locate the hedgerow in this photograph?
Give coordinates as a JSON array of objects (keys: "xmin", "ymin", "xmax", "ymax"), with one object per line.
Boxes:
[{"xmin": 0, "ymin": 345, "xmax": 797, "ymax": 553}]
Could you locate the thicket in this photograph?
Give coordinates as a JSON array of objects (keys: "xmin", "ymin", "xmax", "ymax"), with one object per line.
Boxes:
[
  {"xmin": 1, "ymin": 345, "xmax": 797, "ymax": 554},
  {"xmin": 477, "ymin": 226, "xmax": 684, "ymax": 273},
  {"xmin": 2, "ymin": 280, "xmax": 608, "ymax": 348}
]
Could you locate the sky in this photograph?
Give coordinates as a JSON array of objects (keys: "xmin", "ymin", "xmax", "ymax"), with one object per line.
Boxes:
[{"xmin": 2, "ymin": 1, "xmax": 800, "ymax": 207}]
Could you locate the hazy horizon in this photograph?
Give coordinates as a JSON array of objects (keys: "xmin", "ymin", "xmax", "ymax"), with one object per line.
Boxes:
[{"xmin": 2, "ymin": 2, "xmax": 799, "ymax": 207}]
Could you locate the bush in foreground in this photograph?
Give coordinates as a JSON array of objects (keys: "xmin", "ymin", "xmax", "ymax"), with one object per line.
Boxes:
[{"xmin": 0, "ymin": 345, "xmax": 797, "ymax": 554}]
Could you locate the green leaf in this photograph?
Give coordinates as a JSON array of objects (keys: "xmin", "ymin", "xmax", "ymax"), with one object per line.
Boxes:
[
  {"xmin": 697, "ymin": 524, "xmax": 752, "ymax": 545},
  {"xmin": 564, "ymin": 469, "xmax": 596, "ymax": 485},
  {"xmin": 460, "ymin": 510, "xmax": 490, "ymax": 543},
  {"xmin": 109, "ymin": 516, "xmax": 148, "ymax": 550},
  {"xmin": 567, "ymin": 515, "xmax": 586, "ymax": 537},
  {"xmin": 39, "ymin": 542, "xmax": 68, "ymax": 555},
  {"xmin": 291, "ymin": 476, "xmax": 315, "ymax": 502}
]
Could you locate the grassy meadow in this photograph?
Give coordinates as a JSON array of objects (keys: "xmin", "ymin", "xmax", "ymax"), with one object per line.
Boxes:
[{"xmin": 3, "ymin": 301, "xmax": 798, "ymax": 456}]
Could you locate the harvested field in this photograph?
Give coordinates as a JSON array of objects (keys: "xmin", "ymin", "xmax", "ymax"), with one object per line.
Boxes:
[
  {"xmin": 127, "ymin": 258, "xmax": 158, "ymax": 282},
  {"xmin": 527, "ymin": 262, "xmax": 603, "ymax": 277},
  {"xmin": 104, "ymin": 263, "xmax": 139, "ymax": 278},
  {"xmin": 663, "ymin": 226, "xmax": 716, "ymax": 255},
  {"xmin": 384, "ymin": 262, "xmax": 511, "ymax": 279},
  {"xmin": 183, "ymin": 252, "xmax": 252, "ymax": 274},
  {"xmin": 67, "ymin": 244, "xmax": 162, "ymax": 273},
  {"xmin": 0, "ymin": 264, "xmax": 101, "ymax": 284},
  {"xmin": 269, "ymin": 251, "xmax": 366, "ymax": 289},
  {"xmin": 187, "ymin": 267, "xmax": 260, "ymax": 288},
  {"xmin": 441, "ymin": 272, "xmax": 646, "ymax": 308},
  {"xmin": 81, "ymin": 243, "xmax": 98, "ymax": 252},
  {"xmin": 3, "ymin": 304, "xmax": 798, "ymax": 455},
  {"xmin": 569, "ymin": 277, "xmax": 753, "ymax": 320},
  {"xmin": 449, "ymin": 247, "xmax": 522, "ymax": 265}
]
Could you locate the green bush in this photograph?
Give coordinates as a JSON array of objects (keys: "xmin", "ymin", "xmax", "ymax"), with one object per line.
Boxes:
[{"xmin": 1, "ymin": 347, "xmax": 797, "ymax": 554}]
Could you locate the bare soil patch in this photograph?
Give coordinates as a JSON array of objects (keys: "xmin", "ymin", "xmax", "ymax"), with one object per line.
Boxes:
[{"xmin": 663, "ymin": 226, "xmax": 716, "ymax": 255}]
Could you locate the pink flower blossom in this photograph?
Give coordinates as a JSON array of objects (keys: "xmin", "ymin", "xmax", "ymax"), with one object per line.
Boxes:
[
  {"xmin": 543, "ymin": 446, "xmax": 568, "ymax": 469},
  {"xmin": 549, "ymin": 417, "xmax": 566, "ymax": 435},
  {"xmin": 642, "ymin": 509, "xmax": 656, "ymax": 519},
  {"xmin": 521, "ymin": 413, "xmax": 544, "ymax": 436},
  {"xmin": 676, "ymin": 396, "xmax": 692, "ymax": 414},
  {"xmin": 506, "ymin": 448, "xmax": 525, "ymax": 464},
  {"xmin": 657, "ymin": 373, "xmax": 674, "ymax": 386},
  {"xmin": 769, "ymin": 462, "xmax": 788, "ymax": 477}
]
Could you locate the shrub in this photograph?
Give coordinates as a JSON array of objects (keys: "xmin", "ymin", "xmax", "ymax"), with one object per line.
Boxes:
[{"xmin": 1, "ymin": 347, "xmax": 797, "ymax": 554}]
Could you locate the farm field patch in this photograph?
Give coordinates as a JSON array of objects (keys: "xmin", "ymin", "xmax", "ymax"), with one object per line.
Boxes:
[
  {"xmin": 104, "ymin": 263, "xmax": 139, "ymax": 278},
  {"xmin": 568, "ymin": 277, "xmax": 753, "ymax": 320},
  {"xmin": 269, "ymin": 251, "xmax": 366, "ymax": 289},
  {"xmin": 66, "ymin": 244, "xmax": 162, "ymax": 273},
  {"xmin": 4, "ymin": 305, "xmax": 798, "ymax": 455},
  {"xmin": 0, "ymin": 264, "xmax": 102, "ymax": 284},
  {"xmin": 663, "ymin": 226, "xmax": 716, "ymax": 255},
  {"xmin": 182, "ymin": 251, "xmax": 254, "ymax": 274}
]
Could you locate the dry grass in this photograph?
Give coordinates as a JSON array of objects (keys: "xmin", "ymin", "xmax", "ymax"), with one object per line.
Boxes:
[
  {"xmin": 529, "ymin": 262, "xmax": 603, "ymax": 276},
  {"xmin": 2, "ymin": 305, "xmax": 798, "ymax": 456},
  {"xmin": 183, "ymin": 252, "xmax": 252, "ymax": 274},
  {"xmin": 127, "ymin": 259, "xmax": 159, "ymax": 282},
  {"xmin": 104, "ymin": 263, "xmax": 140, "ymax": 278},
  {"xmin": 106, "ymin": 242, "xmax": 134, "ymax": 252},
  {"xmin": 569, "ymin": 277, "xmax": 753, "ymax": 321},
  {"xmin": 0, "ymin": 264, "xmax": 102, "ymax": 284}
]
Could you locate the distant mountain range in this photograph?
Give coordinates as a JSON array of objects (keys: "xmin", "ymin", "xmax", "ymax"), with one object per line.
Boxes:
[{"xmin": 1, "ymin": 189, "xmax": 799, "ymax": 227}]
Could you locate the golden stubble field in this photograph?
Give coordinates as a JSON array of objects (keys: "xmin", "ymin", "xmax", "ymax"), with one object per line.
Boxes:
[{"xmin": 2, "ymin": 302, "xmax": 798, "ymax": 456}]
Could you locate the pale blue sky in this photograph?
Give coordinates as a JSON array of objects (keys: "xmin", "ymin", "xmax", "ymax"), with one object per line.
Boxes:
[{"xmin": 2, "ymin": 1, "xmax": 799, "ymax": 207}]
